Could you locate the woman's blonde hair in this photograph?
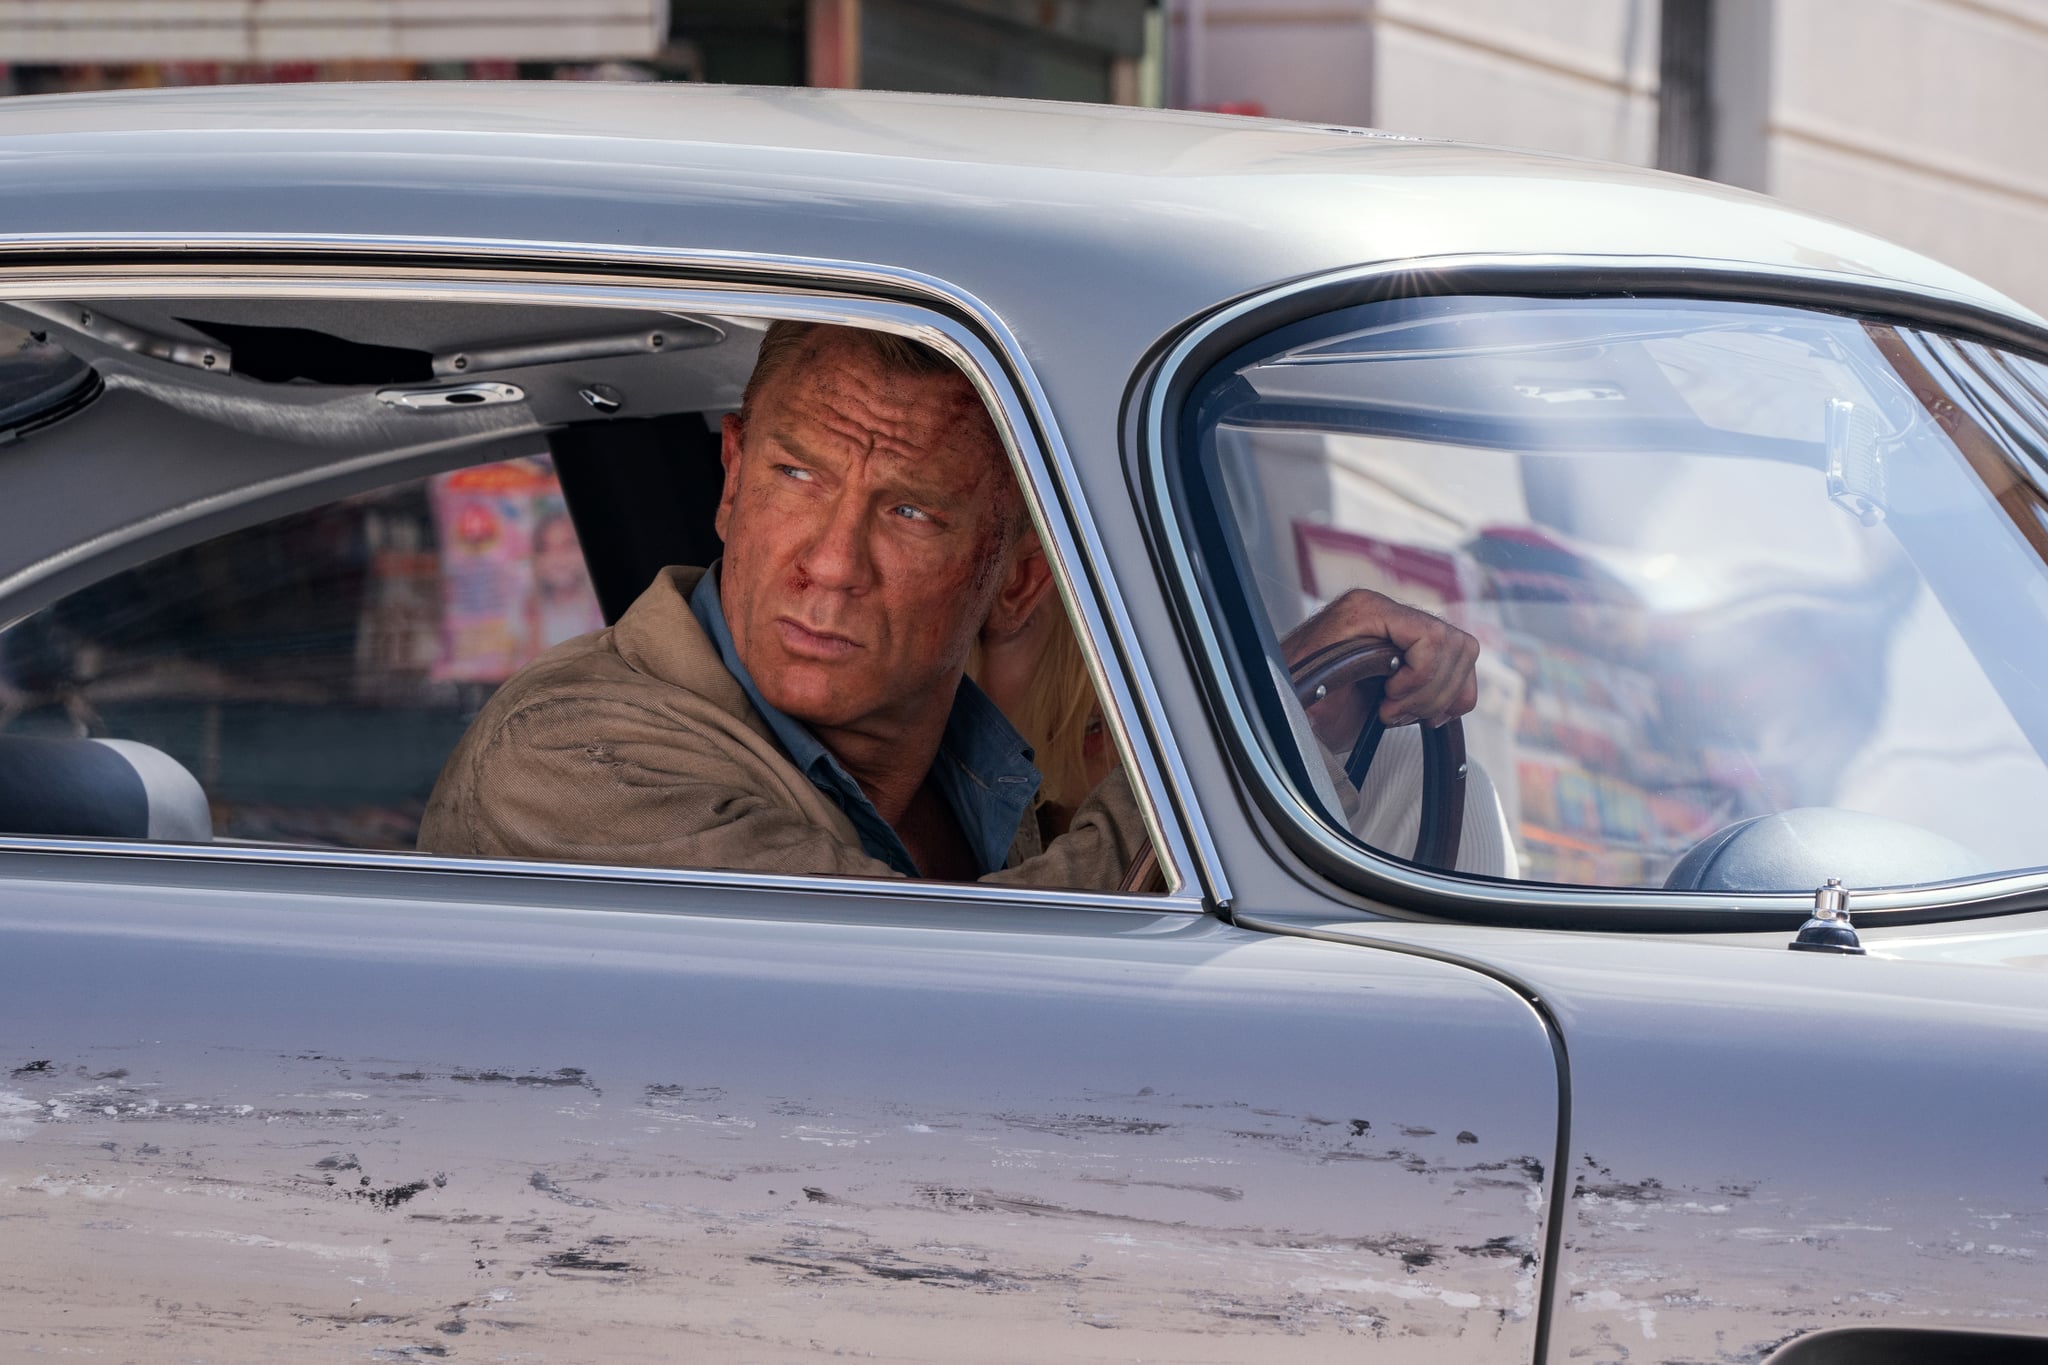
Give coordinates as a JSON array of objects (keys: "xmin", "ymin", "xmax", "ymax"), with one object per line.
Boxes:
[{"xmin": 972, "ymin": 611, "xmax": 1103, "ymax": 813}]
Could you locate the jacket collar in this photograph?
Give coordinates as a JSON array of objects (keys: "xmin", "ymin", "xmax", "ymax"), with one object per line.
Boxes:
[{"xmin": 676, "ymin": 564, "xmax": 1040, "ymax": 877}]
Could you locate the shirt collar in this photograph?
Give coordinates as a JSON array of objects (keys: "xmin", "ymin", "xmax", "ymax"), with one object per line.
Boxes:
[{"xmin": 688, "ymin": 565, "xmax": 1040, "ymax": 877}]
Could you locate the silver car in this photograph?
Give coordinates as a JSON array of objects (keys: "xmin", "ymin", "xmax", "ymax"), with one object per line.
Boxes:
[{"xmin": 0, "ymin": 82, "xmax": 2044, "ymax": 1363}]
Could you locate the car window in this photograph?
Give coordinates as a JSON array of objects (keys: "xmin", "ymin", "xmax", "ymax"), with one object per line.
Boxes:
[
  {"xmin": 0, "ymin": 456, "xmax": 602, "ymax": 849},
  {"xmin": 1184, "ymin": 294, "xmax": 2048, "ymax": 894},
  {"xmin": 0, "ymin": 294, "xmax": 1158, "ymax": 892}
]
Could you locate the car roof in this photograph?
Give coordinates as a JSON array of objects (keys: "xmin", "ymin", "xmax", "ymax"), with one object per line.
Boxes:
[{"xmin": 0, "ymin": 80, "xmax": 2027, "ymax": 336}]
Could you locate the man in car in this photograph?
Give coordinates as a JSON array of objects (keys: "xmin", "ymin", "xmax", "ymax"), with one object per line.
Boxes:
[{"xmin": 419, "ymin": 322, "xmax": 1478, "ymax": 887}]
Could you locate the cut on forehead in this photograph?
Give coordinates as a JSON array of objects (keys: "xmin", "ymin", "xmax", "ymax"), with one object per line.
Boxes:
[{"xmin": 739, "ymin": 320, "xmax": 1030, "ymax": 540}]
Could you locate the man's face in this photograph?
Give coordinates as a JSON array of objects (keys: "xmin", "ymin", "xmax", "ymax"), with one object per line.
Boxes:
[{"xmin": 714, "ymin": 332, "xmax": 1025, "ymax": 739}]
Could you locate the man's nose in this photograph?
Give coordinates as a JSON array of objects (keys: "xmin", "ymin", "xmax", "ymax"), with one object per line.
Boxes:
[{"xmin": 795, "ymin": 488, "xmax": 875, "ymax": 591}]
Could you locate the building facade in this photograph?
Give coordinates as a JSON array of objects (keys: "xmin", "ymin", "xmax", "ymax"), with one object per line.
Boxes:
[
  {"xmin": 1167, "ymin": 0, "xmax": 2048, "ymax": 316},
  {"xmin": 669, "ymin": 0, "xmax": 1147, "ymax": 103},
  {"xmin": 0, "ymin": 0, "xmax": 674, "ymax": 91},
  {"xmin": 0, "ymin": 2, "xmax": 1149, "ymax": 106}
]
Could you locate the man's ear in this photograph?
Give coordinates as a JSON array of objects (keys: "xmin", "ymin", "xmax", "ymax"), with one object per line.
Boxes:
[
  {"xmin": 714, "ymin": 412, "xmax": 745, "ymax": 542},
  {"xmin": 984, "ymin": 530, "xmax": 1055, "ymax": 640}
]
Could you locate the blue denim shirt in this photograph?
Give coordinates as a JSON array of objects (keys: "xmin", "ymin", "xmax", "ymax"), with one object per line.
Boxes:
[{"xmin": 689, "ymin": 567, "xmax": 1041, "ymax": 878}]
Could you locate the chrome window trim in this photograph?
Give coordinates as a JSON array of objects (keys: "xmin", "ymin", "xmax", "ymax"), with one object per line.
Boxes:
[
  {"xmin": 0, "ymin": 233, "xmax": 1224, "ymax": 913},
  {"xmin": 1142, "ymin": 251, "xmax": 2048, "ymax": 929},
  {"xmin": 0, "ymin": 834, "xmax": 1180, "ymax": 915}
]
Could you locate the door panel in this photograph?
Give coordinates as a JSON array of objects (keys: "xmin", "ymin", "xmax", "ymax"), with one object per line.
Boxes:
[
  {"xmin": 0, "ymin": 857, "xmax": 1558, "ymax": 1361},
  {"xmin": 1295, "ymin": 916, "xmax": 2048, "ymax": 1363}
]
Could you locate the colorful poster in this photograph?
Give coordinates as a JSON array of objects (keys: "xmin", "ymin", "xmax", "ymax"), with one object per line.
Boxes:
[
  {"xmin": 530, "ymin": 486, "xmax": 606, "ymax": 652},
  {"xmin": 429, "ymin": 459, "xmax": 604, "ymax": 684}
]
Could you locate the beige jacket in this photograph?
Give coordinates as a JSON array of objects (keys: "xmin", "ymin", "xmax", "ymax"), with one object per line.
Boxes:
[{"xmin": 418, "ymin": 566, "xmax": 1146, "ymax": 889}]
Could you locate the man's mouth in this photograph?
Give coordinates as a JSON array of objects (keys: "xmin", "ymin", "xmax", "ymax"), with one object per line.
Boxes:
[{"xmin": 774, "ymin": 617, "xmax": 861, "ymax": 660}]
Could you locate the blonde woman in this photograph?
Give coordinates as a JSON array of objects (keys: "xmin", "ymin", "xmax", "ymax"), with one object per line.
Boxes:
[{"xmin": 971, "ymin": 601, "xmax": 1118, "ymax": 839}]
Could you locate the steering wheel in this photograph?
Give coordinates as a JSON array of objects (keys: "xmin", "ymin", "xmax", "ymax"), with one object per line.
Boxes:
[
  {"xmin": 1116, "ymin": 635, "xmax": 1468, "ymax": 894},
  {"xmin": 1285, "ymin": 637, "xmax": 1467, "ymax": 871}
]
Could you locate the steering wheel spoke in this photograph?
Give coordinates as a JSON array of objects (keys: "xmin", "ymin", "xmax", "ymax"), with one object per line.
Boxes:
[
  {"xmin": 1115, "ymin": 635, "xmax": 1469, "ymax": 893},
  {"xmin": 1289, "ymin": 637, "xmax": 1466, "ymax": 871}
]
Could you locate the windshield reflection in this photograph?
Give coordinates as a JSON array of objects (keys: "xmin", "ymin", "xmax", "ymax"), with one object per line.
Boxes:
[{"xmin": 1201, "ymin": 296, "xmax": 2048, "ymax": 893}]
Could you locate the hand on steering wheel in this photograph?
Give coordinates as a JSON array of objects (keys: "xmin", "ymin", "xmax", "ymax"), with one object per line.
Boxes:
[
  {"xmin": 1284, "ymin": 589, "xmax": 1479, "ymax": 734},
  {"xmin": 1289, "ymin": 636, "xmax": 1468, "ymax": 870},
  {"xmin": 1117, "ymin": 591, "xmax": 1478, "ymax": 891}
]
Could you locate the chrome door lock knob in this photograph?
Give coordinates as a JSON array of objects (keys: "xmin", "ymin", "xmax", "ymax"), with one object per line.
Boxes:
[{"xmin": 1789, "ymin": 878, "xmax": 1867, "ymax": 955}]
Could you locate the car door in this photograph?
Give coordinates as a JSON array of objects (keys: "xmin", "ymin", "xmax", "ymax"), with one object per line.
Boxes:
[{"xmin": 0, "ymin": 255, "xmax": 1565, "ymax": 1363}]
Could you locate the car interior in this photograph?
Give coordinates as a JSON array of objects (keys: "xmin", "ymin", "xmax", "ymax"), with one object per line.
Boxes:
[
  {"xmin": 0, "ymin": 296, "xmax": 755, "ymax": 610},
  {"xmin": 0, "ymin": 294, "xmax": 972, "ymax": 857}
]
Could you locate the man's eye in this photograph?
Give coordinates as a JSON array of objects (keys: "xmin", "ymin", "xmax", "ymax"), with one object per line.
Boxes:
[
  {"xmin": 888, "ymin": 504, "xmax": 934, "ymax": 523},
  {"xmin": 775, "ymin": 464, "xmax": 814, "ymax": 482}
]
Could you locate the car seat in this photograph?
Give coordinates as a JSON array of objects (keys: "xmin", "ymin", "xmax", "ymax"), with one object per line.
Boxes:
[{"xmin": 0, "ymin": 734, "xmax": 212, "ymax": 842}]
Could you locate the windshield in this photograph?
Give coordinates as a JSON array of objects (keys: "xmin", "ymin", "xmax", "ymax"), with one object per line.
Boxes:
[{"xmin": 1190, "ymin": 295, "xmax": 2048, "ymax": 896}]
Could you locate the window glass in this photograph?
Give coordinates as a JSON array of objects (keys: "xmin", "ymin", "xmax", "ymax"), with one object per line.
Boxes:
[
  {"xmin": 1, "ymin": 316, "xmax": 99, "ymax": 440},
  {"xmin": 0, "ymin": 456, "xmax": 603, "ymax": 849},
  {"xmin": 0, "ymin": 297, "xmax": 1150, "ymax": 889},
  {"xmin": 1188, "ymin": 295, "xmax": 2048, "ymax": 893}
]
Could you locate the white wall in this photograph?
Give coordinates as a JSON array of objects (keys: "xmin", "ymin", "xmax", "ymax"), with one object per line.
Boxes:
[
  {"xmin": 1763, "ymin": 0, "xmax": 2048, "ymax": 312},
  {"xmin": 1167, "ymin": 0, "xmax": 1659, "ymax": 160},
  {"xmin": 1169, "ymin": 0, "xmax": 2048, "ymax": 313},
  {"xmin": 1165, "ymin": 0, "xmax": 1377, "ymax": 124},
  {"xmin": 1370, "ymin": 0, "xmax": 1660, "ymax": 165}
]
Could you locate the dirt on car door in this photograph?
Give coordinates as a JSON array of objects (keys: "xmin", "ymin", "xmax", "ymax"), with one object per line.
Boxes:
[{"xmin": 0, "ymin": 854, "xmax": 1561, "ymax": 1362}]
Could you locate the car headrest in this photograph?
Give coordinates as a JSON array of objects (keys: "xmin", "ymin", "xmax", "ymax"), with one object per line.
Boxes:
[
  {"xmin": 1662, "ymin": 806, "xmax": 1984, "ymax": 893},
  {"xmin": 0, "ymin": 734, "xmax": 212, "ymax": 843}
]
